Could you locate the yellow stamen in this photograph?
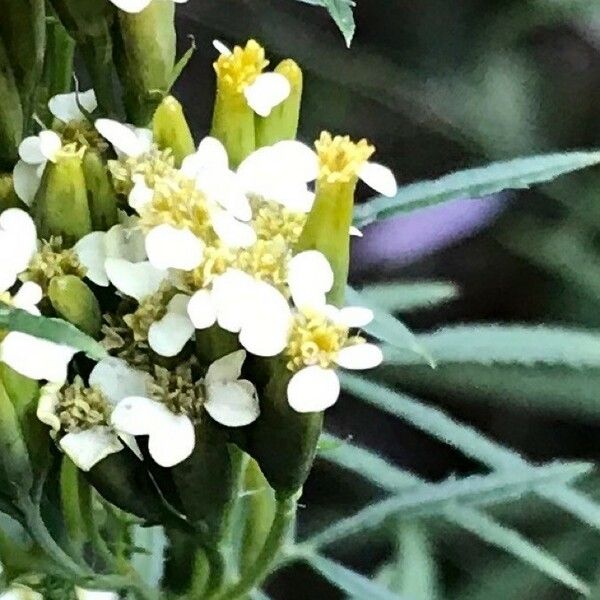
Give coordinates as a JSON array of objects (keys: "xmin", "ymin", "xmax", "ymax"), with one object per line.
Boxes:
[
  {"xmin": 57, "ymin": 377, "xmax": 111, "ymax": 432},
  {"xmin": 315, "ymin": 131, "xmax": 375, "ymax": 185},
  {"xmin": 213, "ymin": 39, "xmax": 269, "ymax": 96},
  {"xmin": 251, "ymin": 197, "xmax": 307, "ymax": 245}
]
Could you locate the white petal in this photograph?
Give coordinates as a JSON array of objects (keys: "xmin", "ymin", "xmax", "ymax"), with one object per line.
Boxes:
[
  {"xmin": 148, "ymin": 413, "xmax": 195, "ymax": 467},
  {"xmin": 335, "ymin": 343, "xmax": 383, "ymax": 370},
  {"xmin": 181, "ymin": 136, "xmax": 229, "ymax": 177},
  {"xmin": 358, "ymin": 162, "xmax": 398, "ymax": 197},
  {"xmin": 205, "ymin": 349, "xmax": 246, "ymax": 384},
  {"xmin": 287, "ymin": 366, "xmax": 340, "ymax": 413},
  {"xmin": 349, "ymin": 226, "xmax": 363, "ymax": 237},
  {"xmin": 145, "ymin": 224, "xmax": 204, "ymax": 270},
  {"xmin": 287, "ymin": 250, "xmax": 333, "ymax": 310},
  {"xmin": 338, "ymin": 306, "xmax": 374, "ymax": 328},
  {"xmin": 105, "ymin": 258, "xmax": 166, "ymax": 301},
  {"xmin": 48, "ymin": 90, "xmax": 97, "ymax": 122},
  {"xmin": 60, "ymin": 428, "xmax": 123, "ymax": 472},
  {"xmin": 36, "ymin": 382, "xmax": 62, "ymax": 432},
  {"xmin": 18, "ymin": 136, "xmax": 44, "ymax": 164},
  {"xmin": 0, "ymin": 587, "xmax": 43, "ymax": 600},
  {"xmin": 74, "ymin": 231, "xmax": 108, "ymax": 286},
  {"xmin": 105, "ymin": 222, "xmax": 147, "ymax": 263},
  {"xmin": 205, "ymin": 381, "xmax": 259, "ymax": 427},
  {"xmin": 197, "ymin": 169, "xmax": 252, "ymax": 221},
  {"xmin": 270, "ymin": 184, "xmax": 314, "ymax": 213},
  {"xmin": 0, "ymin": 208, "xmax": 38, "ymax": 272},
  {"xmin": 148, "ymin": 308, "xmax": 195, "ymax": 357},
  {"xmin": 12, "ymin": 282, "xmax": 42, "ymax": 314},
  {"xmin": 129, "ymin": 176, "xmax": 154, "ymax": 213},
  {"xmin": 39, "ymin": 130, "xmax": 63, "ymax": 162},
  {"xmin": 75, "ymin": 588, "xmax": 118, "ymax": 600},
  {"xmin": 12, "ymin": 160, "xmax": 42, "ymax": 205},
  {"xmin": 90, "ymin": 358, "xmax": 149, "ymax": 405},
  {"xmin": 271, "ymin": 140, "xmax": 319, "ymax": 183},
  {"xmin": 211, "ymin": 209, "xmax": 256, "ymax": 249},
  {"xmin": 212, "ymin": 269, "xmax": 256, "ymax": 332},
  {"xmin": 111, "ymin": 396, "xmax": 171, "ymax": 436},
  {"xmin": 244, "ymin": 72, "xmax": 291, "ymax": 117},
  {"xmin": 109, "ymin": 0, "xmax": 152, "ymax": 13},
  {"xmin": 187, "ymin": 289, "xmax": 217, "ymax": 330},
  {"xmin": 95, "ymin": 119, "xmax": 147, "ymax": 158},
  {"xmin": 1, "ymin": 332, "xmax": 75, "ymax": 382},
  {"xmin": 213, "ymin": 39, "xmax": 232, "ymax": 56}
]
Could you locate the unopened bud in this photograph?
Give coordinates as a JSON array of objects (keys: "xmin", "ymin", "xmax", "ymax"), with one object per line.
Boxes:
[
  {"xmin": 48, "ymin": 275, "xmax": 101, "ymax": 338},
  {"xmin": 0, "ymin": 36, "xmax": 23, "ymax": 168},
  {"xmin": 83, "ymin": 150, "xmax": 118, "ymax": 231},
  {"xmin": 255, "ymin": 59, "xmax": 303, "ymax": 148},
  {"xmin": 33, "ymin": 146, "xmax": 92, "ymax": 246},
  {"xmin": 153, "ymin": 96, "xmax": 195, "ymax": 167}
]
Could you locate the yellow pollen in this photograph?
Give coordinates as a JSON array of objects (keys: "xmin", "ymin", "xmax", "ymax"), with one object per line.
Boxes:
[
  {"xmin": 315, "ymin": 131, "xmax": 375, "ymax": 185},
  {"xmin": 180, "ymin": 242, "xmax": 236, "ymax": 291},
  {"xmin": 251, "ymin": 197, "xmax": 307, "ymax": 244},
  {"xmin": 108, "ymin": 145, "xmax": 177, "ymax": 196},
  {"xmin": 57, "ymin": 377, "xmax": 111, "ymax": 433},
  {"xmin": 123, "ymin": 282, "xmax": 178, "ymax": 342},
  {"xmin": 286, "ymin": 308, "xmax": 362, "ymax": 371},
  {"xmin": 213, "ymin": 39, "xmax": 269, "ymax": 95},
  {"xmin": 233, "ymin": 236, "xmax": 291, "ymax": 293}
]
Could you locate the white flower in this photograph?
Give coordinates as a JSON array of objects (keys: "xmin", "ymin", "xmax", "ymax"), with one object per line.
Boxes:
[
  {"xmin": 203, "ymin": 350, "xmax": 260, "ymax": 426},
  {"xmin": 0, "ymin": 585, "xmax": 117, "ymax": 600},
  {"xmin": 213, "ymin": 40, "xmax": 291, "ymax": 117},
  {"xmin": 75, "ymin": 588, "xmax": 119, "ymax": 600},
  {"xmin": 0, "ymin": 209, "xmax": 38, "ymax": 292},
  {"xmin": 145, "ymin": 224, "xmax": 206, "ymax": 270},
  {"xmin": 37, "ymin": 358, "xmax": 148, "ymax": 471},
  {"xmin": 109, "ymin": 0, "xmax": 188, "ymax": 13},
  {"xmin": 13, "ymin": 90, "xmax": 97, "ymax": 205},
  {"xmin": 74, "ymin": 221, "xmax": 147, "ymax": 287},
  {"xmin": 95, "ymin": 118, "xmax": 152, "ymax": 159},
  {"xmin": 148, "ymin": 294, "xmax": 195, "ymax": 357}
]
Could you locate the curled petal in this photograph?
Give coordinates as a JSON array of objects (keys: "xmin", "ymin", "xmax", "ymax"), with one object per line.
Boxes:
[
  {"xmin": 358, "ymin": 161, "xmax": 398, "ymax": 197},
  {"xmin": 36, "ymin": 383, "xmax": 62, "ymax": 432},
  {"xmin": 148, "ymin": 296, "xmax": 195, "ymax": 357},
  {"xmin": 335, "ymin": 343, "xmax": 383, "ymax": 370},
  {"xmin": 287, "ymin": 250, "xmax": 333, "ymax": 310},
  {"xmin": 205, "ymin": 349, "xmax": 246, "ymax": 384},
  {"xmin": 49, "ymin": 89, "xmax": 97, "ymax": 123},
  {"xmin": 244, "ymin": 72, "xmax": 291, "ymax": 117},
  {"xmin": 338, "ymin": 306, "xmax": 374, "ymax": 328},
  {"xmin": 105, "ymin": 258, "xmax": 166, "ymax": 301},
  {"xmin": 287, "ymin": 366, "xmax": 340, "ymax": 413},
  {"xmin": 213, "ymin": 39, "xmax": 232, "ymax": 56},
  {"xmin": 74, "ymin": 231, "xmax": 108, "ymax": 286},
  {"xmin": 39, "ymin": 131, "xmax": 63, "ymax": 162},
  {"xmin": 60, "ymin": 428, "xmax": 123, "ymax": 472},
  {"xmin": 12, "ymin": 160, "xmax": 43, "ymax": 206},
  {"xmin": 205, "ymin": 380, "xmax": 259, "ymax": 427},
  {"xmin": 95, "ymin": 119, "xmax": 150, "ymax": 157}
]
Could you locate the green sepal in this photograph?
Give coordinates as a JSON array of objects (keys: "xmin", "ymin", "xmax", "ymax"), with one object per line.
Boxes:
[
  {"xmin": 247, "ymin": 359, "xmax": 323, "ymax": 498},
  {"xmin": 153, "ymin": 95, "xmax": 195, "ymax": 167},
  {"xmin": 33, "ymin": 149, "xmax": 92, "ymax": 246},
  {"xmin": 115, "ymin": 0, "xmax": 177, "ymax": 125},
  {"xmin": 0, "ymin": 35, "xmax": 23, "ymax": 168},
  {"xmin": 48, "ymin": 275, "xmax": 102, "ymax": 338},
  {"xmin": 82, "ymin": 150, "xmax": 118, "ymax": 231},
  {"xmin": 0, "ymin": 0, "xmax": 45, "ymax": 129},
  {"xmin": 0, "ymin": 174, "xmax": 25, "ymax": 213},
  {"xmin": 255, "ymin": 59, "xmax": 303, "ymax": 148},
  {"xmin": 171, "ymin": 419, "xmax": 236, "ymax": 538}
]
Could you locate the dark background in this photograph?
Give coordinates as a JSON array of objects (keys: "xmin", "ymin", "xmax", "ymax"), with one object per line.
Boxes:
[{"xmin": 174, "ymin": 2, "xmax": 600, "ymax": 597}]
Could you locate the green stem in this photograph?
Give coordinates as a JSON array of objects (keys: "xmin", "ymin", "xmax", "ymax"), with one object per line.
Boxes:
[{"xmin": 210, "ymin": 496, "xmax": 297, "ymax": 600}]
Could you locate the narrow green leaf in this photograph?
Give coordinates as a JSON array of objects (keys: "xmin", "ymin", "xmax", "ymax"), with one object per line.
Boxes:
[
  {"xmin": 360, "ymin": 282, "xmax": 459, "ymax": 313},
  {"xmin": 0, "ymin": 306, "xmax": 107, "ymax": 360},
  {"xmin": 320, "ymin": 435, "xmax": 591, "ymax": 595},
  {"xmin": 346, "ymin": 287, "xmax": 435, "ymax": 367},
  {"xmin": 353, "ymin": 150, "xmax": 600, "ymax": 227},
  {"xmin": 384, "ymin": 324, "xmax": 600, "ymax": 368},
  {"xmin": 131, "ymin": 525, "xmax": 167, "ymax": 588},
  {"xmin": 304, "ymin": 462, "xmax": 590, "ymax": 548},
  {"xmin": 341, "ymin": 375, "xmax": 600, "ymax": 533},
  {"xmin": 294, "ymin": 0, "xmax": 356, "ymax": 47},
  {"xmin": 304, "ymin": 552, "xmax": 409, "ymax": 600}
]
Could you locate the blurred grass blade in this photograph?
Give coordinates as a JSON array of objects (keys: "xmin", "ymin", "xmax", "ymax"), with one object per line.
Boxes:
[
  {"xmin": 0, "ymin": 306, "xmax": 107, "ymax": 360},
  {"xmin": 295, "ymin": 0, "xmax": 356, "ymax": 47},
  {"xmin": 249, "ymin": 591, "xmax": 272, "ymax": 600},
  {"xmin": 359, "ymin": 282, "xmax": 459, "ymax": 313},
  {"xmin": 447, "ymin": 507, "xmax": 590, "ymax": 596},
  {"xmin": 303, "ymin": 552, "xmax": 409, "ymax": 600},
  {"xmin": 385, "ymin": 324, "xmax": 600, "ymax": 367},
  {"xmin": 320, "ymin": 435, "xmax": 590, "ymax": 594},
  {"xmin": 304, "ymin": 462, "xmax": 591, "ymax": 548},
  {"xmin": 346, "ymin": 286, "xmax": 435, "ymax": 367},
  {"xmin": 353, "ymin": 150, "xmax": 600, "ymax": 226},
  {"xmin": 131, "ymin": 526, "xmax": 167, "ymax": 588},
  {"xmin": 341, "ymin": 375, "xmax": 600, "ymax": 531}
]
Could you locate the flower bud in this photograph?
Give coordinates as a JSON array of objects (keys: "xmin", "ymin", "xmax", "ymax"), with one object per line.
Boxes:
[
  {"xmin": 297, "ymin": 132, "xmax": 375, "ymax": 306},
  {"xmin": 0, "ymin": 36, "xmax": 23, "ymax": 168},
  {"xmin": 115, "ymin": 0, "xmax": 177, "ymax": 125},
  {"xmin": 33, "ymin": 146, "xmax": 92, "ymax": 246},
  {"xmin": 255, "ymin": 59, "xmax": 303, "ymax": 148},
  {"xmin": 82, "ymin": 150, "xmax": 119, "ymax": 231},
  {"xmin": 0, "ymin": 0, "xmax": 45, "ymax": 128},
  {"xmin": 153, "ymin": 96, "xmax": 195, "ymax": 167},
  {"xmin": 48, "ymin": 275, "xmax": 102, "ymax": 338}
]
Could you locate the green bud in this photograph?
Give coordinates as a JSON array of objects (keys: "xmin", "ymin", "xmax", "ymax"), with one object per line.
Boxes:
[
  {"xmin": 33, "ymin": 147, "xmax": 92, "ymax": 246},
  {"xmin": 248, "ymin": 359, "xmax": 323, "ymax": 498},
  {"xmin": 153, "ymin": 96, "xmax": 195, "ymax": 167},
  {"xmin": 0, "ymin": 0, "xmax": 45, "ymax": 127},
  {"xmin": 115, "ymin": 0, "xmax": 177, "ymax": 125},
  {"xmin": 296, "ymin": 132, "xmax": 375, "ymax": 306},
  {"xmin": 255, "ymin": 59, "xmax": 303, "ymax": 148},
  {"xmin": 0, "ymin": 174, "xmax": 24, "ymax": 212},
  {"xmin": 49, "ymin": 0, "xmax": 115, "ymax": 115},
  {"xmin": 48, "ymin": 275, "xmax": 101, "ymax": 338},
  {"xmin": 83, "ymin": 150, "xmax": 118, "ymax": 231},
  {"xmin": 0, "ymin": 35, "xmax": 23, "ymax": 168}
]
